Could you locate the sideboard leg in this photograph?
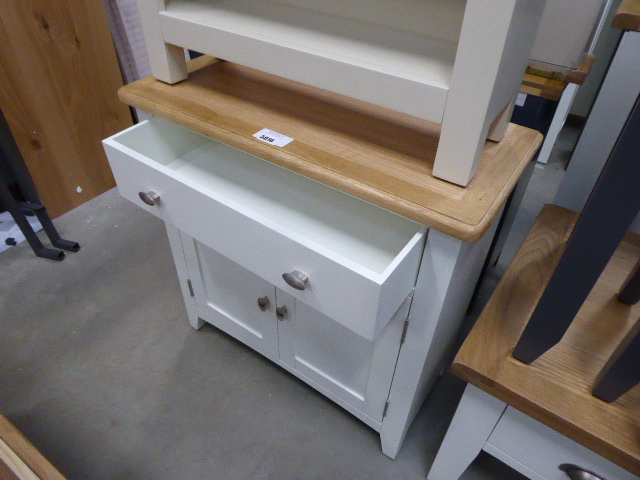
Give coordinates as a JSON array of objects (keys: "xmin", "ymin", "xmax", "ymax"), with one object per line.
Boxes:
[
  {"xmin": 427, "ymin": 384, "xmax": 507, "ymax": 480},
  {"xmin": 137, "ymin": 0, "xmax": 188, "ymax": 84},
  {"xmin": 165, "ymin": 223, "xmax": 204, "ymax": 329}
]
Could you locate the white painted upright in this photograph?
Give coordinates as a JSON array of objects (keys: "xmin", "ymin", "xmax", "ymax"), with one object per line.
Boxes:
[
  {"xmin": 136, "ymin": 0, "xmax": 187, "ymax": 84},
  {"xmin": 433, "ymin": 0, "xmax": 545, "ymax": 186},
  {"xmin": 380, "ymin": 214, "xmax": 501, "ymax": 458},
  {"xmin": 427, "ymin": 385, "xmax": 507, "ymax": 480}
]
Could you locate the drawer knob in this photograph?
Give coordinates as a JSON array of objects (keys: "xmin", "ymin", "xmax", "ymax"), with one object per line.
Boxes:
[
  {"xmin": 560, "ymin": 464, "xmax": 607, "ymax": 480},
  {"xmin": 282, "ymin": 270, "xmax": 308, "ymax": 290},
  {"xmin": 276, "ymin": 305, "xmax": 288, "ymax": 320},
  {"xmin": 139, "ymin": 190, "xmax": 160, "ymax": 206},
  {"xmin": 257, "ymin": 296, "xmax": 270, "ymax": 311}
]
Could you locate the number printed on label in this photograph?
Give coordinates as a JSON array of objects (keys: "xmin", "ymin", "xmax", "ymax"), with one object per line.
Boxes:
[{"xmin": 253, "ymin": 128, "xmax": 294, "ymax": 147}]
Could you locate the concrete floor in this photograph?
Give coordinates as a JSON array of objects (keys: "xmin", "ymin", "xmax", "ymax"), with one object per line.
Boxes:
[{"xmin": 0, "ymin": 125, "xmax": 577, "ymax": 480}]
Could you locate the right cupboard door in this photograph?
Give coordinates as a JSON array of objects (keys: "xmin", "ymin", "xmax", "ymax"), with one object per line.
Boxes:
[{"xmin": 276, "ymin": 289, "xmax": 411, "ymax": 424}]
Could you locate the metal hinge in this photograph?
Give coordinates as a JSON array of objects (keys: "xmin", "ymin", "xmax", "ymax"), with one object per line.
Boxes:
[
  {"xmin": 400, "ymin": 319, "xmax": 410, "ymax": 345},
  {"xmin": 383, "ymin": 401, "xmax": 390, "ymax": 419},
  {"xmin": 187, "ymin": 279, "xmax": 194, "ymax": 297}
]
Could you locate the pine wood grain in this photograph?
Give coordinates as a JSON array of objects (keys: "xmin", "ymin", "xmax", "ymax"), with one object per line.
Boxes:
[
  {"xmin": 614, "ymin": 0, "xmax": 640, "ymax": 32},
  {"xmin": 453, "ymin": 205, "xmax": 640, "ymax": 476},
  {"xmin": 0, "ymin": 415, "xmax": 67, "ymax": 480},
  {"xmin": 118, "ymin": 57, "xmax": 542, "ymax": 242},
  {"xmin": 0, "ymin": 0, "xmax": 133, "ymax": 217}
]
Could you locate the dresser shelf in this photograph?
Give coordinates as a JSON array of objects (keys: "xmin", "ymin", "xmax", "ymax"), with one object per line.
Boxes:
[
  {"xmin": 136, "ymin": 0, "xmax": 545, "ymax": 186},
  {"xmin": 119, "ymin": 56, "xmax": 542, "ymax": 241},
  {"xmin": 159, "ymin": 0, "xmax": 459, "ymax": 123}
]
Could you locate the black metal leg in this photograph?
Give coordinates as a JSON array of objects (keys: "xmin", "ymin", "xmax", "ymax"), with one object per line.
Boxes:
[
  {"xmin": 0, "ymin": 179, "xmax": 65, "ymax": 260},
  {"xmin": 0, "ymin": 108, "xmax": 79, "ymax": 258},
  {"xmin": 513, "ymin": 93, "xmax": 640, "ymax": 364},
  {"xmin": 618, "ymin": 258, "xmax": 640, "ymax": 305},
  {"xmin": 592, "ymin": 322, "xmax": 640, "ymax": 402}
]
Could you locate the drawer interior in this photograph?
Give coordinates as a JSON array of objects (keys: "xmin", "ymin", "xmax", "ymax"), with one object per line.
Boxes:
[{"xmin": 112, "ymin": 117, "xmax": 425, "ymax": 276}]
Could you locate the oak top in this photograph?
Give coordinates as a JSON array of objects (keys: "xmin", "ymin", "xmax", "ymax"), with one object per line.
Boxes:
[
  {"xmin": 614, "ymin": 0, "xmax": 640, "ymax": 32},
  {"xmin": 453, "ymin": 205, "xmax": 640, "ymax": 475},
  {"xmin": 119, "ymin": 56, "xmax": 542, "ymax": 242}
]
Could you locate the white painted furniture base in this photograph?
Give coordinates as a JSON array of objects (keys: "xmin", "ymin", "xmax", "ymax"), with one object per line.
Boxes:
[
  {"xmin": 428, "ymin": 384, "xmax": 639, "ymax": 480},
  {"xmin": 104, "ymin": 115, "xmax": 503, "ymax": 458}
]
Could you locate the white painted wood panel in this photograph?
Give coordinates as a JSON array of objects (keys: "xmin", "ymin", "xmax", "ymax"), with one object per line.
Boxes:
[
  {"xmin": 273, "ymin": 0, "xmax": 466, "ymax": 43},
  {"xmin": 530, "ymin": 0, "xmax": 605, "ymax": 69},
  {"xmin": 181, "ymin": 236, "xmax": 280, "ymax": 361},
  {"xmin": 103, "ymin": 117, "xmax": 426, "ymax": 340},
  {"xmin": 487, "ymin": 407, "xmax": 639, "ymax": 480},
  {"xmin": 433, "ymin": 0, "xmax": 545, "ymax": 185},
  {"xmin": 159, "ymin": 0, "xmax": 457, "ymax": 122},
  {"xmin": 381, "ymin": 213, "xmax": 501, "ymax": 458},
  {"xmin": 165, "ymin": 223, "xmax": 204, "ymax": 329},
  {"xmin": 136, "ymin": 0, "xmax": 187, "ymax": 83},
  {"xmin": 277, "ymin": 289, "xmax": 409, "ymax": 423}
]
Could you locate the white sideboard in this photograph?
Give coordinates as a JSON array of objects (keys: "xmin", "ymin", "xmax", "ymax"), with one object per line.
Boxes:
[{"xmin": 103, "ymin": 57, "xmax": 541, "ymax": 458}]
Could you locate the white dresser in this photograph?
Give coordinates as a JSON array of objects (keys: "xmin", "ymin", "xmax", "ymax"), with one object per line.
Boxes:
[{"xmin": 103, "ymin": 48, "xmax": 541, "ymax": 458}]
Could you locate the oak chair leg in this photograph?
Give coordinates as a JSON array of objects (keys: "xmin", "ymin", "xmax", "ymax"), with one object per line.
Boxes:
[{"xmin": 427, "ymin": 384, "xmax": 507, "ymax": 480}]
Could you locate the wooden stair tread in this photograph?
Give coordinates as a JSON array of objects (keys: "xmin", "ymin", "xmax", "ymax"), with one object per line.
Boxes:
[
  {"xmin": 453, "ymin": 205, "xmax": 640, "ymax": 475},
  {"xmin": 119, "ymin": 56, "xmax": 542, "ymax": 242}
]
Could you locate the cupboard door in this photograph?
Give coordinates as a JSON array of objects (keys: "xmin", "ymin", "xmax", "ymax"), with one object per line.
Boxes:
[
  {"xmin": 181, "ymin": 234, "xmax": 279, "ymax": 361},
  {"xmin": 276, "ymin": 289, "xmax": 410, "ymax": 423}
]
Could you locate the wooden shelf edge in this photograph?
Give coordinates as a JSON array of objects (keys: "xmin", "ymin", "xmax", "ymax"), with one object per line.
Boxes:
[{"xmin": 614, "ymin": 0, "xmax": 640, "ymax": 32}]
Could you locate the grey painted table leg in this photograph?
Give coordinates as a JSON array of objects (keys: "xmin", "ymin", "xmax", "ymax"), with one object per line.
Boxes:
[
  {"xmin": 593, "ymin": 321, "xmax": 640, "ymax": 402},
  {"xmin": 512, "ymin": 92, "xmax": 640, "ymax": 364}
]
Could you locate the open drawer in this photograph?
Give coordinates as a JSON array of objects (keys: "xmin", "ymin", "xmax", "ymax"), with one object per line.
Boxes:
[{"xmin": 103, "ymin": 117, "xmax": 426, "ymax": 340}]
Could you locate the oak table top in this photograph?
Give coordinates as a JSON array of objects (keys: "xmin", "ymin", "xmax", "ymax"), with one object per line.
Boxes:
[
  {"xmin": 453, "ymin": 205, "xmax": 640, "ymax": 476},
  {"xmin": 119, "ymin": 56, "xmax": 542, "ymax": 242}
]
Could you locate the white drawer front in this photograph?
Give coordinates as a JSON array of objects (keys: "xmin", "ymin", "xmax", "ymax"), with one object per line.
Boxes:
[
  {"xmin": 487, "ymin": 407, "xmax": 638, "ymax": 480},
  {"xmin": 103, "ymin": 118, "xmax": 426, "ymax": 341}
]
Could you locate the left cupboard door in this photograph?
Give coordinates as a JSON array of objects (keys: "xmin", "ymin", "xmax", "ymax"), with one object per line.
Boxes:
[{"xmin": 180, "ymin": 232, "xmax": 280, "ymax": 362}]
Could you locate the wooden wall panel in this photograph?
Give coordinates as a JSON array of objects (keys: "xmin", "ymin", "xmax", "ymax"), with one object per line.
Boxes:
[{"xmin": 0, "ymin": 0, "xmax": 133, "ymax": 217}]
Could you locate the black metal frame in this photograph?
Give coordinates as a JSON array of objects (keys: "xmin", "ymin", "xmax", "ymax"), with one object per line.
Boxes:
[{"xmin": 0, "ymin": 110, "xmax": 79, "ymax": 260}]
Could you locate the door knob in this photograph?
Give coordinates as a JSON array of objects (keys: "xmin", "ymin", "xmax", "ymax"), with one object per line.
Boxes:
[
  {"xmin": 276, "ymin": 305, "xmax": 288, "ymax": 320},
  {"xmin": 560, "ymin": 464, "xmax": 607, "ymax": 480},
  {"xmin": 139, "ymin": 190, "xmax": 160, "ymax": 206},
  {"xmin": 257, "ymin": 296, "xmax": 270, "ymax": 311},
  {"xmin": 282, "ymin": 270, "xmax": 308, "ymax": 290}
]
